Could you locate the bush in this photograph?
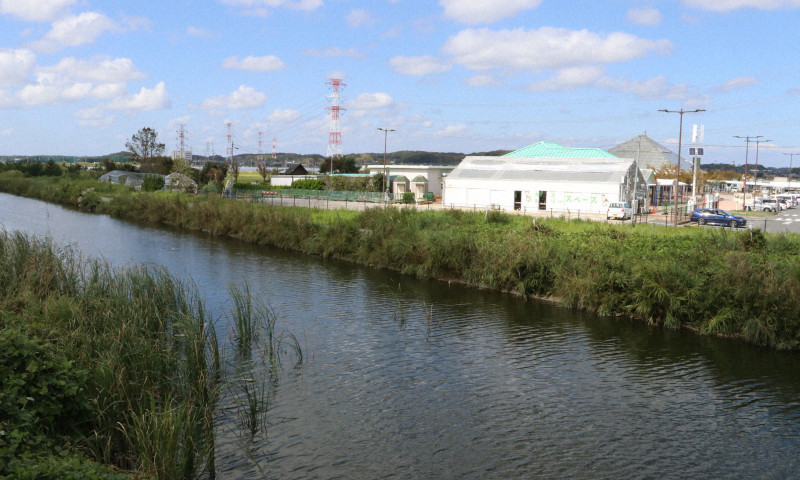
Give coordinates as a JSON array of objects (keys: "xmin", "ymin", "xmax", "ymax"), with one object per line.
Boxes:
[
  {"xmin": 402, "ymin": 192, "xmax": 415, "ymax": 204},
  {"xmin": 141, "ymin": 174, "xmax": 165, "ymax": 192},
  {"xmin": 291, "ymin": 178, "xmax": 324, "ymax": 190}
]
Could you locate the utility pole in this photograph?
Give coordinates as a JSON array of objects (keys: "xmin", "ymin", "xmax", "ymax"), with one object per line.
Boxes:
[
  {"xmin": 378, "ymin": 127, "xmax": 395, "ymax": 194},
  {"xmin": 734, "ymin": 135, "xmax": 762, "ymax": 209},
  {"xmin": 784, "ymin": 152, "xmax": 799, "ymax": 191},
  {"xmin": 659, "ymin": 108, "xmax": 705, "ymax": 227}
]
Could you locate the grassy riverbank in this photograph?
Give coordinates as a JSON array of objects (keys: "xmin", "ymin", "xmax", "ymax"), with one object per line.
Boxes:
[{"xmin": 2, "ymin": 171, "xmax": 800, "ymax": 350}]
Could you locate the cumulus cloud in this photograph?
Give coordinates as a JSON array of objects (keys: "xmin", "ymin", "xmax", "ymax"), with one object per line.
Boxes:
[
  {"xmin": 0, "ymin": 49, "xmax": 36, "ymax": 87},
  {"xmin": 682, "ymin": 0, "xmax": 800, "ymax": 11},
  {"xmin": 0, "ymin": 0, "xmax": 74, "ymax": 22},
  {"xmin": 388, "ymin": 55, "xmax": 452, "ymax": 76},
  {"xmin": 440, "ymin": 0, "xmax": 542, "ymax": 24},
  {"xmin": 716, "ymin": 76, "xmax": 758, "ymax": 92},
  {"xmin": 221, "ymin": 55, "xmax": 285, "ymax": 71},
  {"xmin": 441, "ymin": 27, "xmax": 672, "ymax": 72},
  {"xmin": 349, "ymin": 92, "xmax": 393, "ymax": 110},
  {"xmin": 627, "ymin": 8, "xmax": 662, "ymax": 25},
  {"xmin": 346, "ymin": 9, "xmax": 372, "ymax": 27},
  {"xmin": 18, "ymin": 81, "xmax": 92, "ymax": 106},
  {"xmin": 268, "ymin": 108, "xmax": 301, "ymax": 122},
  {"xmin": 195, "ymin": 85, "xmax": 267, "ymax": 110},
  {"xmin": 32, "ymin": 12, "xmax": 116, "ymax": 52},
  {"xmin": 108, "ymin": 81, "xmax": 170, "ymax": 111},
  {"xmin": 39, "ymin": 56, "xmax": 145, "ymax": 83},
  {"xmin": 594, "ymin": 75, "xmax": 688, "ymax": 100}
]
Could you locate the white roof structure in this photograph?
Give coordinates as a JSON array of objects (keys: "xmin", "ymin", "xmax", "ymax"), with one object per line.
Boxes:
[{"xmin": 447, "ymin": 156, "xmax": 637, "ymax": 183}]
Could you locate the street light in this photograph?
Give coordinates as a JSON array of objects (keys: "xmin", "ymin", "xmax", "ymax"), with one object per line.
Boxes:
[
  {"xmin": 659, "ymin": 108, "xmax": 705, "ymax": 226},
  {"xmin": 734, "ymin": 135, "xmax": 762, "ymax": 209},
  {"xmin": 752, "ymin": 138, "xmax": 771, "ymax": 192},
  {"xmin": 784, "ymin": 152, "xmax": 799, "ymax": 191},
  {"xmin": 378, "ymin": 127, "xmax": 395, "ymax": 195}
]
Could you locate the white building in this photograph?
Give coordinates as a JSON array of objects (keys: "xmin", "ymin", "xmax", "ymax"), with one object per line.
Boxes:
[
  {"xmin": 365, "ymin": 165, "xmax": 455, "ymax": 198},
  {"xmin": 443, "ymin": 142, "xmax": 646, "ymax": 214}
]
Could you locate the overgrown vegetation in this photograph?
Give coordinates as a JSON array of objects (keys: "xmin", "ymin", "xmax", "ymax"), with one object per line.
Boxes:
[
  {"xmin": 2, "ymin": 172, "xmax": 800, "ymax": 350},
  {"xmin": 0, "ymin": 228, "xmax": 301, "ymax": 478}
]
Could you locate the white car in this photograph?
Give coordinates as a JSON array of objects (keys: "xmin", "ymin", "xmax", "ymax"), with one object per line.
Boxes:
[{"xmin": 606, "ymin": 202, "xmax": 631, "ymax": 220}]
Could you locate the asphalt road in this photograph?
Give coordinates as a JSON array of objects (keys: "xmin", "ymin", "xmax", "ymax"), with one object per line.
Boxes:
[{"xmin": 760, "ymin": 210, "xmax": 800, "ymax": 234}]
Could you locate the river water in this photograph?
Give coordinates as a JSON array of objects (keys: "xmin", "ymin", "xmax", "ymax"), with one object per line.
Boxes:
[{"xmin": 2, "ymin": 192, "xmax": 800, "ymax": 479}]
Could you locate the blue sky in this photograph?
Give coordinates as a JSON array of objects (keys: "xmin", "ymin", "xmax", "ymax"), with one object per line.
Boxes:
[{"xmin": 1, "ymin": 0, "xmax": 799, "ymax": 167}]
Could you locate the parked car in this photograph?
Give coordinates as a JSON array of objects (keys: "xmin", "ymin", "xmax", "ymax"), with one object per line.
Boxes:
[
  {"xmin": 745, "ymin": 198, "xmax": 777, "ymax": 212},
  {"xmin": 606, "ymin": 202, "xmax": 631, "ymax": 220},
  {"xmin": 760, "ymin": 198, "xmax": 782, "ymax": 211},
  {"xmin": 690, "ymin": 208, "xmax": 747, "ymax": 228}
]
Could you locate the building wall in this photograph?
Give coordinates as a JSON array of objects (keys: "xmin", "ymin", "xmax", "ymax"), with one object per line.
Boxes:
[
  {"xmin": 443, "ymin": 177, "xmax": 624, "ymax": 213},
  {"xmin": 365, "ymin": 165, "xmax": 453, "ymax": 196}
]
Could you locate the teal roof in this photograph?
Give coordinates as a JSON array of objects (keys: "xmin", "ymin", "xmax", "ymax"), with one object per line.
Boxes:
[{"xmin": 503, "ymin": 141, "xmax": 617, "ymax": 159}]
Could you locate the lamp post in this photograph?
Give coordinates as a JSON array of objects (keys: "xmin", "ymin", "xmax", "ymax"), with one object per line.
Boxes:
[
  {"xmin": 752, "ymin": 138, "xmax": 770, "ymax": 193},
  {"xmin": 734, "ymin": 135, "xmax": 762, "ymax": 209},
  {"xmin": 659, "ymin": 108, "xmax": 705, "ymax": 226},
  {"xmin": 378, "ymin": 127, "xmax": 395, "ymax": 195},
  {"xmin": 784, "ymin": 152, "xmax": 799, "ymax": 191}
]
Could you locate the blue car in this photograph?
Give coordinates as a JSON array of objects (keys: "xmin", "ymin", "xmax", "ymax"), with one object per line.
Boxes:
[{"xmin": 689, "ymin": 208, "xmax": 747, "ymax": 228}]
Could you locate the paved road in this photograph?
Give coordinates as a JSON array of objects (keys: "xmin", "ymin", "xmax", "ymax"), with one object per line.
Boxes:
[{"xmin": 762, "ymin": 210, "xmax": 800, "ymax": 234}]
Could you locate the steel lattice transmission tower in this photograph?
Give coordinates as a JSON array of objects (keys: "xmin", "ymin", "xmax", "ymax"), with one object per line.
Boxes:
[
  {"xmin": 272, "ymin": 137, "xmax": 277, "ymax": 160},
  {"xmin": 226, "ymin": 122, "xmax": 234, "ymax": 164},
  {"xmin": 326, "ymin": 78, "xmax": 346, "ymax": 163}
]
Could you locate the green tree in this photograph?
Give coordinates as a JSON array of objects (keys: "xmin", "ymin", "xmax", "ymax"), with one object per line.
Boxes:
[
  {"xmin": 320, "ymin": 156, "xmax": 359, "ymax": 174},
  {"xmin": 126, "ymin": 127, "xmax": 165, "ymax": 173}
]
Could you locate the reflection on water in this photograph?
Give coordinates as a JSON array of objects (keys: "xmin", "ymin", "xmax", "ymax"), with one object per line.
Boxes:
[{"xmin": 2, "ymin": 193, "xmax": 800, "ymax": 479}]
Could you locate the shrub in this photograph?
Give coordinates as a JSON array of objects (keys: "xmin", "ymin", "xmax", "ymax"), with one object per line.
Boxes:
[
  {"xmin": 402, "ymin": 192, "xmax": 415, "ymax": 204},
  {"xmin": 141, "ymin": 174, "xmax": 165, "ymax": 192}
]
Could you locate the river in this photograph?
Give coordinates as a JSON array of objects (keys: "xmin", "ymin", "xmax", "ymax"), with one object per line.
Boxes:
[{"xmin": 2, "ymin": 192, "xmax": 799, "ymax": 479}]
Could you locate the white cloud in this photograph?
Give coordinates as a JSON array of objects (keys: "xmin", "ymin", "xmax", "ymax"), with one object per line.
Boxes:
[
  {"xmin": 108, "ymin": 81, "xmax": 170, "ymax": 111},
  {"xmin": 0, "ymin": 128, "xmax": 13, "ymax": 136},
  {"xmin": 18, "ymin": 81, "xmax": 92, "ymax": 105},
  {"xmin": 90, "ymin": 83, "xmax": 127, "ymax": 99},
  {"xmin": 220, "ymin": 0, "xmax": 323, "ymax": 16},
  {"xmin": 465, "ymin": 74, "xmax": 503, "ymax": 87},
  {"xmin": 187, "ymin": 26, "xmax": 218, "ymax": 38},
  {"xmin": 0, "ymin": 0, "xmax": 74, "ymax": 22},
  {"xmin": 221, "ymin": 55, "xmax": 285, "ymax": 71},
  {"xmin": 440, "ymin": 0, "xmax": 542, "ymax": 24},
  {"xmin": 268, "ymin": 108, "xmax": 301, "ymax": 122},
  {"xmin": 435, "ymin": 124, "xmax": 470, "ymax": 136},
  {"xmin": 39, "ymin": 56, "xmax": 145, "ymax": 83},
  {"xmin": 0, "ymin": 49, "xmax": 36, "ymax": 87},
  {"xmin": 716, "ymin": 76, "xmax": 758, "ymax": 92},
  {"xmin": 627, "ymin": 8, "xmax": 662, "ymax": 25},
  {"xmin": 595, "ymin": 75, "xmax": 688, "ymax": 100},
  {"xmin": 195, "ymin": 85, "xmax": 267, "ymax": 110},
  {"xmin": 349, "ymin": 92, "xmax": 393, "ymax": 110},
  {"xmin": 441, "ymin": 27, "xmax": 672, "ymax": 71},
  {"xmin": 527, "ymin": 66, "xmax": 606, "ymax": 92},
  {"xmin": 388, "ymin": 55, "xmax": 452, "ymax": 76},
  {"xmin": 346, "ymin": 9, "xmax": 372, "ymax": 27},
  {"xmin": 74, "ymin": 107, "xmax": 114, "ymax": 127},
  {"xmin": 303, "ymin": 46, "xmax": 366, "ymax": 58},
  {"xmin": 32, "ymin": 12, "xmax": 116, "ymax": 52},
  {"xmin": 682, "ymin": 0, "xmax": 800, "ymax": 11}
]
